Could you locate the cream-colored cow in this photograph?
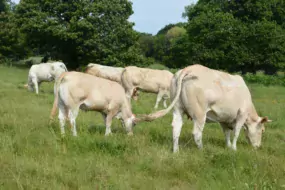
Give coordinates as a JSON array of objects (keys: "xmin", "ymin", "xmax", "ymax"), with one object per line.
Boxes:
[
  {"xmin": 50, "ymin": 72, "xmax": 137, "ymax": 137},
  {"xmin": 121, "ymin": 66, "xmax": 174, "ymax": 109},
  {"xmin": 26, "ymin": 61, "xmax": 67, "ymax": 94},
  {"xmin": 138, "ymin": 64, "xmax": 272, "ymax": 152},
  {"xmin": 85, "ymin": 63, "xmax": 124, "ymax": 84}
]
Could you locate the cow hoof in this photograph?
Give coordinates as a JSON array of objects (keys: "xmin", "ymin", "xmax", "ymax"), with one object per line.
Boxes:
[
  {"xmin": 173, "ymin": 149, "xmax": 179, "ymax": 153},
  {"xmin": 105, "ymin": 132, "xmax": 112, "ymax": 136},
  {"xmin": 127, "ymin": 132, "xmax": 133, "ymax": 136},
  {"xmin": 231, "ymin": 146, "xmax": 237, "ymax": 151}
]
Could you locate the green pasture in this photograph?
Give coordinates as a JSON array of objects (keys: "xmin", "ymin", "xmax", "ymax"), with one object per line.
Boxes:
[{"xmin": 0, "ymin": 65, "xmax": 284, "ymax": 190}]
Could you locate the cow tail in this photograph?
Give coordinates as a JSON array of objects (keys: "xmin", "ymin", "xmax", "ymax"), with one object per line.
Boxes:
[
  {"xmin": 49, "ymin": 73, "xmax": 67, "ymax": 121},
  {"xmin": 135, "ymin": 69, "xmax": 189, "ymax": 122}
]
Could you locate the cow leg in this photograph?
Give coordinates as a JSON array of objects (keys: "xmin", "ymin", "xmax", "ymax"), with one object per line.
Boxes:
[
  {"xmin": 126, "ymin": 89, "xmax": 133, "ymax": 104},
  {"xmin": 68, "ymin": 107, "xmax": 79, "ymax": 137},
  {"xmin": 154, "ymin": 91, "xmax": 163, "ymax": 109},
  {"xmin": 231, "ymin": 110, "xmax": 247, "ymax": 151},
  {"xmin": 163, "ymin": 90, "xmax": 170, "ymax": 108},
  {"xmin": 101, "ymin": 113, "xmax": 107, "ymax": 123},
  {"xmin": 232, "ymin": 120, "xmax": 246, "ymax": 151},
  {"xmin": 132, "ymin": 88, "xmax": 139, "ymax": 101},
  {"xmin": 58, "ymin": 105, "xmax": 68, "ymax": 136},
  {"xmin": 27, "ymin": 76, "xmax": 34, "ymax": 92},
  {"xmin": 105, "ymin": 111, "xmax": 117, "ymax": 136},
  {"xmin": 220, "ymin": 123, "xmax": 232, "ymax": 148},
  {"xmin": 163, "ymin": 98, "xmax": 167, "ymax": 108},
  {"xmin": 192, "ymin": 115, "xmax": 206, "ymax": 149},
  {"xmin": 31, "ymin": 77, "xmax": 39, "ymax": 94},
  {"xmin": 172, "ymin": 108, "xmax": 183, "ymax": 153}
]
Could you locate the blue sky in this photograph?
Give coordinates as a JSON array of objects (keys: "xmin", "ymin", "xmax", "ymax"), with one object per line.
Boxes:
[
  {"xmin": 129, "ymin": 0, "xmax": 197, "ymax": 34},
  {"xmin": 12, "ymin": 0, "xmax": 197, "ymax": 35}
]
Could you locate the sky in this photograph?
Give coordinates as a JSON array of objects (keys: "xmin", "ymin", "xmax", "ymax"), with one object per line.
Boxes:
[{"xmin": 11, "ymin": 0, "xmax": 197, "ymax": 35}]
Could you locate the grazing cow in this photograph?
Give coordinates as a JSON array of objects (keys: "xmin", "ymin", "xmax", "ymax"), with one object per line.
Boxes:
[
  {"xmin": 49, "ymin": 72, "xmax": 136, "ymax": 137},
  {"xmin": 138, "ymin": 64, "xmax": 272, "ymax": 152},
  {"xmin": 85, "ymin": 63, "xmax": 124, "ymax": 84},
  {"xmin": 121, "ymin": 66, "xmax": 174, "ymax": 109},
  {"xmin": 26, "ymin": 61, "xmax": 67, "ymax": 94}
]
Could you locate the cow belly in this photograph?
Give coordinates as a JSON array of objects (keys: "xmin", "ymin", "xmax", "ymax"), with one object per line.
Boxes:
[
  {"xmin": 206, "ymin": 107, "xmax": 236, "ymax": 123},
  {"xmin": 79, "ymin": 100, "xmax": 106, "ymax": 112},
  {"xmin": 206, "ymin": 110, "xmax": 219, "ymax": 123}
]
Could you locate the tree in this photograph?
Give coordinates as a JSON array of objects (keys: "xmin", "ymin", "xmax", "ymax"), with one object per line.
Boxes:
[
  {"xmin": 0, "ymin": 0, "xmax": 25, "ymax": 61},
  {"xmin": 136, "ymin": 23, "xmax": 189, "ymax": 68},
  {"xmin": 137, "ymin": 33, "xmax": 154, "ymax": 57},
  {"xmin": 15, "ymin": 0, "xmax": 137, "ymax": 69},
  {"xmin": 156, "ymin": 22, "xmax": 186, "ymax": 35},
  {"xmin": 184, "ymin": 0, "xmax": 285, "ymax": 73}
]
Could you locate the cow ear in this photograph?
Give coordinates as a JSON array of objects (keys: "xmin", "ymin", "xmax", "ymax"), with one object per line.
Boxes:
[{"xmin": 260, "ymin": 117, "xmax": 272, "ymax": 124}]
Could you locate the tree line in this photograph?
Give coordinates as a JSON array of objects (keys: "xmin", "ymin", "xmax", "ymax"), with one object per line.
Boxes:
[{"xmin": 0, "ymin": 0, "xmax": 284, "ymax": 74}]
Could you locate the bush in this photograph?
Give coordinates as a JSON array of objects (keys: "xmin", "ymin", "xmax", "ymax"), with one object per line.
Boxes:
[
  {"xmin": 148, "ymin": 63, "xmax": 169, "ymax": 70},
  {"xmin": 0, "ymin": 58, "xmax": 13, "ymax": 67},
  {"xmin": 243, "ymin": 72, "xmax": 285, "ymax": 86}
]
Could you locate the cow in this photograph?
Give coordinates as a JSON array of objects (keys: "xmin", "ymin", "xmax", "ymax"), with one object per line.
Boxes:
[
  {"xmin": 137, "ymin": 64, "xmax": 272, "ymax": 152},
  {"xmin": 49, "ymin": 71, "xmax": 136, "ymax": 137},
  {"xmin": 85, "ymin": 63, "xmax": 124, "ymax": 84},
  {"xmin": 121, "ymin": 66, "xmax": 174, "ymax": 109},
  {"xmin": 26, "ymin": 61, "xmax": 67, "ymax": 94}
]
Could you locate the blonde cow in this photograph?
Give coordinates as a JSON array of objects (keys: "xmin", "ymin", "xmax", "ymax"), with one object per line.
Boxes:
[
  {"xmin": 121, "ymin": 66, "xmax": 174, "ymax": 109},
  {"xmin": 139, "ymin": 64, "xmax": 272, "ymax": 152},
  {"xmin": 50, "ymin": 72, "xmax": 137, "ymax": 137}
]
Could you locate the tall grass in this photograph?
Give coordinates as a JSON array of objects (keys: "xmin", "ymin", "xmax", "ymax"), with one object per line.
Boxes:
[{"xmin": 0, "ymin": 65, "xmax": 284, "ymax": 189}]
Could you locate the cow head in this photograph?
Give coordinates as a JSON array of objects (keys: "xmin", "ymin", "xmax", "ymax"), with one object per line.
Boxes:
[
  {"xmin": 244, "ymin": 116, "xmax": 272, "ymax": 148},
  {"xmin": 123, "ymin": 113, "xmax": 137, "ymax": 136}
]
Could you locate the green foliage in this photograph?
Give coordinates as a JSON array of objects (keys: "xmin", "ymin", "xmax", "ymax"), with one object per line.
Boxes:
[
  {"xmin": 14, "ymin": 0, "xmax": 137, "ymax": 69},
  {"xmin": 184, "ymin": 0, "xmax": 285, "ymax": 73},
  {"xmin": 148, "ymin": 63, "xmax": 169, "ymax": 70},
  {"xmin": 137, "ymin": 23, "xmax": 189, "ymax": 68},
  {"xmin": 165, "ymin": 26, "xmax": 186, "ymax": 40},
  {"xmin": 1, "ymin": 65, "xmax": 285, "ymax": 189},
  {"xmin": 156, "ymin": 22, "xmax": 187, "ymax": 35},
  {"xmin": 243, "ymin": 71, "xmax": 285, "ymax": 86},
  {"xmin": 164, "ymin": 34, "xmax": 189, "ymax": 68},
  {"xmin": 0, "ymin": 0, "xmax": 26, "ymax": 62},
  {"xmin": 137, "ymin": 33, "xmax": 154, "ymax": 57}
]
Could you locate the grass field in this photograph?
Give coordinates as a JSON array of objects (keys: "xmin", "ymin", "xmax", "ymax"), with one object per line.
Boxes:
[{"xmin": 0, "ymin": 65, "xmax": 285, "ymax": 190}]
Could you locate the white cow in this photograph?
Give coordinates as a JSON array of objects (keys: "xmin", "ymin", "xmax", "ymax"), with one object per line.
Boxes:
[
  {"xmin": 26, "ymin": 61, "xmax": 67, "ymax": 94},
  {"xmin": 138, "ymin": 64, "xmax": 272, "ymax": 152},
  {"xmin": 85, "ymin": 63, "xmax": 124, "ymax": 84},
  {"xmin": 50, "ymin": 72, "xmax": 137, "ymax": 137},
  {"xmin": 121, "ymin": 66, "xmax": 174, "ymax": 109}
]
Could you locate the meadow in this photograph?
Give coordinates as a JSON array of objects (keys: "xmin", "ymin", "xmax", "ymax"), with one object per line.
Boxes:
[{"xmin": 0, "ymin": 65, "xmax": 285, "ymax": 190}]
